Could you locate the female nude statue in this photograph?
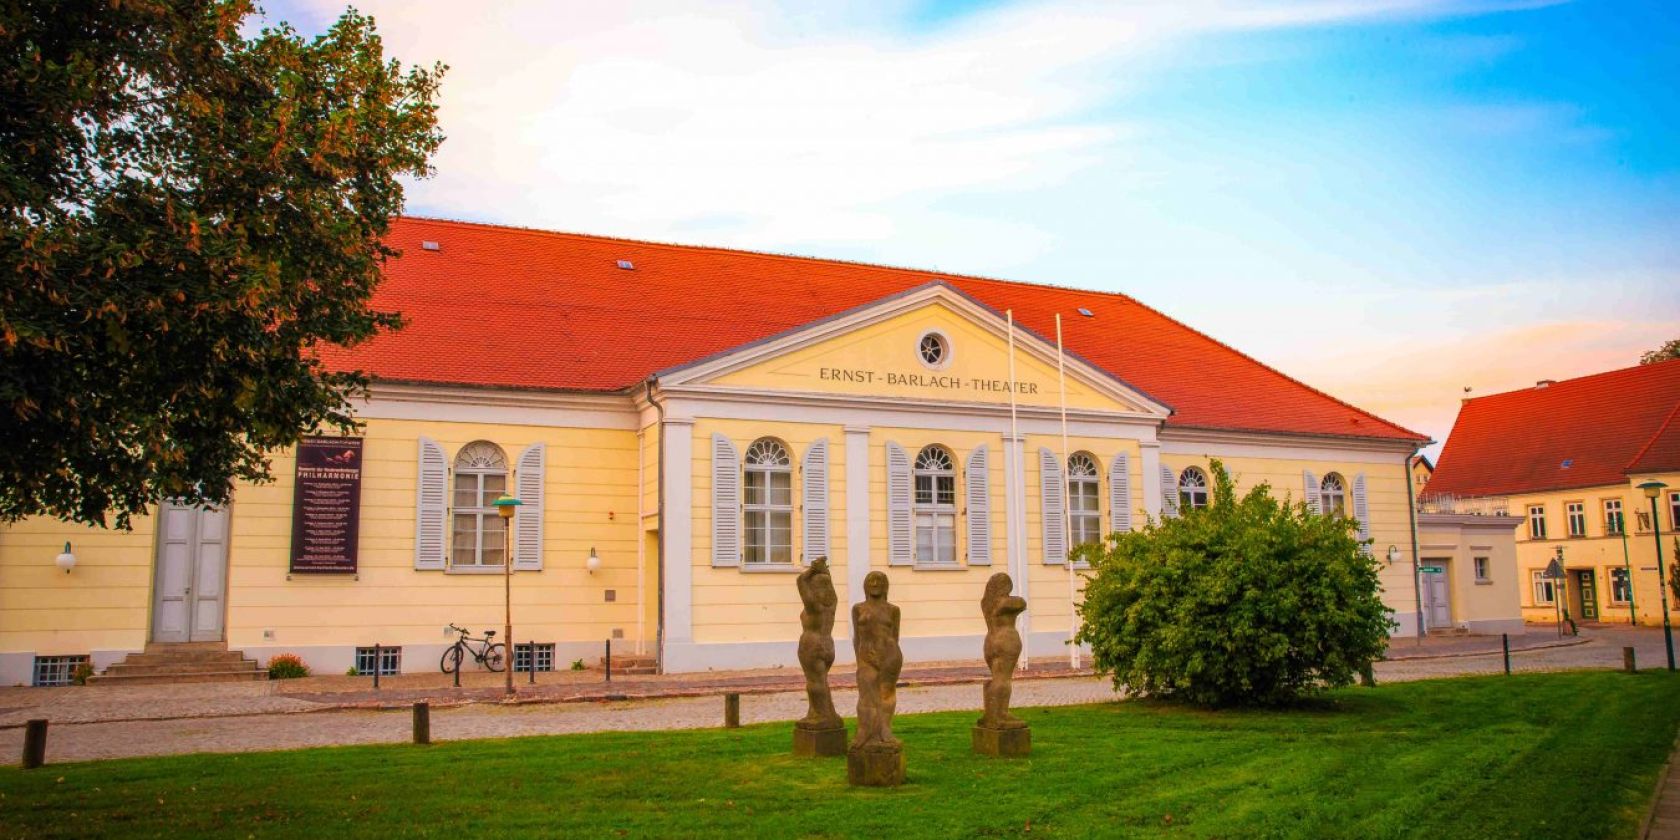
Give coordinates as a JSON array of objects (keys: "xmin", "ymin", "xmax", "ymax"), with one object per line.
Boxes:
[
  {"xmin": 795, "ymin": 557, "xmax": 843, "ymax": 730},
  {"xmin": 851, "ymin": 571, "xmax": 904, "ymax": 749},
  {"xmin": 979, "ymin": 572, "xmax": 1028, "ymax": 730}
]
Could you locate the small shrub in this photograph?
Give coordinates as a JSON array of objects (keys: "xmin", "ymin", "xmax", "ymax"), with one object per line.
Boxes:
[
  {"xmin": 345, "ymin": 666, "xmax": 360, "ymax": 676},
  {"xmin": 1074, "ymin": 459, "xmax": 1393, "ymax": 707},
  {"xmin": 71, "ymin": 662, "xmax": 94, "ymax": 686},
  {"xmin": 266, "ymin": 653, "xmax": 310, "ymax": 680},
  {"xmin": 570, "ymin": 658, "xmax": 586, "ymax": 671}
]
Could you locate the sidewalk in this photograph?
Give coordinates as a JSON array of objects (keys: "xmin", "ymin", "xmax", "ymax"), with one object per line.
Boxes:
[{"xmin": 0, "ymin": 656, "xmax": 1093, "ymax": 728}]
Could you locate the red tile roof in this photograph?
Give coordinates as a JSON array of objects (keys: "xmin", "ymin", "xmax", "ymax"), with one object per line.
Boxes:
[
  {"xmin": 320, "ymin": 216, "xmax": 1425, "ymax": 442},
  {"xmin": 1427, "ymin": 359, "xmax": 1680, "ymax": 497},
  {"xmin": 1626, "ymin": 402, "xmax": 1680, "ymax": 475}
]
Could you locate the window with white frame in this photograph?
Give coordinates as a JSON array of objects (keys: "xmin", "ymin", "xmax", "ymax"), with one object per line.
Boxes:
[
  {"xmin": 913, "ymin": 445, "xmax": 958, "ymax": 565},
  {"xmin": 1067, "ymin": 453, "xmax": 1101, "ymax": 547},
  {"xmin": 1671, "ymin": 491, "xmax": 1680, "ymax": 532},
  {"xmin": 1179, "ymin": 467, "xmax": 1209, "ymax": 510},
  {"xmin": 1527, "ymin": 505, "xmax": 1547, "ymax": 540},
  {"xmin": 1566, "ymin": 502, "xmax": 1586, "ymax": 537},
  {"xmin": 1531, "ymin": 570, "xmax": 1555, "ymax": 605},
  {"xmin": 1604, "ymin": 499, "xmax": 1625, "ymax": 535},
  {"xmin": 1610, "ymin": 568, "xmax": 1632, "ymax": 604},
  {"xmin": 1319, "ymin": 472, "xmax": 1348, "ymax": 516},
  {"xmin": 32, "ymin": 655, "xmax": 89, "ymax": 687},
  {"xmin": 452, "ymin": 441, "xmax": 507, "ymax": 567},
  {"xmin": 1473, "ymin": 557, "xmax": 1490, "ymax": 583},
  {"xmin": 742, "ymin": 438, "xmax": 793, "ymax": 565}
]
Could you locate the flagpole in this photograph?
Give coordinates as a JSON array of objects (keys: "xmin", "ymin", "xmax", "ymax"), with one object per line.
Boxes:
[
  {"xmin": 1056, "ymin": 314, "xmax": 1079, "ymax": 670},
  {"xmin": 1007, "ymin": 309, "xmax": 1027, "ymax": 671}
]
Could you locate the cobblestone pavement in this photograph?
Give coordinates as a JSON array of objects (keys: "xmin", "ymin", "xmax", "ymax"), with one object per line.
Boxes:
[{"xmin": 0, "ymin": 626, "xmax": 1670, "ymax": 765}]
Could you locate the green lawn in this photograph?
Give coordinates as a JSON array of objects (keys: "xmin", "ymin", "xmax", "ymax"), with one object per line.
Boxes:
[{"xmin": 2, "ymin": 672, "xmax": 1677, "ymax": 839}]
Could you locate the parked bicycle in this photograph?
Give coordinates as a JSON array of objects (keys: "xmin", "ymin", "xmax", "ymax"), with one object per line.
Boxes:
[{"xmin": 441, "ymin": 624, "xmax": 506, "ymax": 673}]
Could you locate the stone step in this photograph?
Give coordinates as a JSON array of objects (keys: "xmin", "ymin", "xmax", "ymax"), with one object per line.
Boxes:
[
  {"xmin": 103, "ymin": 659, "xmax": 261, "ymax": 677},
  {"xmin": 87, "ymin": 670, "xmax": 267, "ymax": 686},
  {"xmin": 114, "ymin": 651, "xmax": 255, "ymax": 667},
  {"xmin": 144, "ymin": 641, "xmax": 230, "ymax": 654}
]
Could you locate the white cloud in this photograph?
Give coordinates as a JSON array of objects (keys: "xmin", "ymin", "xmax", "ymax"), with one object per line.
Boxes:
[{"xmin": 267, "ymin": 0, "xmax": 1545, "ymax": 270}]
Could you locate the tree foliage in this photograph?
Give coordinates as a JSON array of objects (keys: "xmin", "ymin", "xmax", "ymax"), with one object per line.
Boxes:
[
  {"xmin": 1642, "ymin": 339, "xmax": 1680, "ymax": 365},
  {"xmin": 1074, "ymin": 460, "xmax": 1394, "ymax": 707},
  {"xmin": 1, "ymin": 1, "xmax": 444, "ymax": 526}
]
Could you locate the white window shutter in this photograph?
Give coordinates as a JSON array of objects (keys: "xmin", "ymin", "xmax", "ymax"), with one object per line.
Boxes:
[
  {"xmin": 1159, "ymin": 465, "xmax": 1180, "ymax": 519},
  {"xmin": 513, "ymin": 443, "xmax": 545, "ymax": 570},
  {"xmin": 711, "ymin": 434, "xmax": 741, "ymax": 567},
  {"xmin": 1040, "ymin": 448, "xmax": 1067, "ymax": 565},
  {"xmin": 1304, "ymin": 471, "xmax": 1321, "ymax": 515},
  {"xmin": 1110, "ymin": 452, "xmax": 1132, "ymax": 533},
  {"xmin": 887, "ymin": 441, "xmax": 913, "ymax": 566},
  {"xmin": 414, "ymin": 436, "xmax": 448, "ymax": 570},
  {"xmin": 966, "ymin": 445, "xmax": 992, "ymax": 565},
  {"xmin": 1352, "ymin": 472, "xmax": 1372, "ymax": 552},
  {"xmin": 802, "ymin": 439, "xmax": 830, "ymax": 564}
]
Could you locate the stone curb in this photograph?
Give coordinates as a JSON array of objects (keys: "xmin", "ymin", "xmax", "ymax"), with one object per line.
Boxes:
[
  {"xmin": 1381, "ymin": 637, "xmax": 1591, "ymax": 662},
  {"xmin": 0, "ymin": 667, "xmax": 1099, "ymax": 728}
]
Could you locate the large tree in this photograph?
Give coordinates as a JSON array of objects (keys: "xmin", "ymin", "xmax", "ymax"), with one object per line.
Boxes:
[{"xmin": 2, "ymin": 1, "xmax": 443, "ymax": 527}]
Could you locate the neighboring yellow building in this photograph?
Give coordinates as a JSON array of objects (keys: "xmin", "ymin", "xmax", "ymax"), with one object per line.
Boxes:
[
  {"xmin": 1426, "ymin": 362, "xmax": 1680, "ymax": 628},
  {"xmin": 0, "ymin": 218, "xmax": 1445, "ymax": 684}
]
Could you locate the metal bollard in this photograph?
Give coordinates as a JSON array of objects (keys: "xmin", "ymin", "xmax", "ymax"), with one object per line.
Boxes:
[
  {"xmin": 373, "ymin": 643, "xmax": 381, "ymax": 690},
  {"xmin": 1625, "ymin": 646, "xmax": 1638, "ymax": 673},
  {"xmin": 453, "ymin": 652, "xmax": 460, "ymax": 688},
  {"xmin": 21, "ymin": 719, "xmax": 47, "ymax": 770},
  {"xmin": 724, "ymin": 693, "xmax": 740, "ymax": 728},
  {"xmin": 529, "ymin": 641, "xmax": 536, "ymax": 684},
  {"xmin": 1502, "ymin": 634, "xmax": 1511, "ymax": 675},
  {"xmin": 605, "ymin": 639, "xmax": 612, "ymax": 683},
  {"xmin": 413, "ymin": 702, "xmax": 431, "ymax": 745}
]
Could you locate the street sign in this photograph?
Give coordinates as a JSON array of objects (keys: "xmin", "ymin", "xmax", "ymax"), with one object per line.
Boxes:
[
  {"xmin": 1543, "ymin": 558, "xmax": 1565, "ymax": 579},
  {"xmin": 1419, "ymin": 565, "xmax": 1444, "ymax": 574}
]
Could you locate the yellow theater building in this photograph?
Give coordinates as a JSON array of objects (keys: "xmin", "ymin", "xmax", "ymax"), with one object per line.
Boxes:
[
  {"xmin": 1426, "ymin": 361, "xmax": 1680, "ymax": 628},
  {"xmin": 2, "ymin": 218, "xmax": 1442, "ymax": 684}
]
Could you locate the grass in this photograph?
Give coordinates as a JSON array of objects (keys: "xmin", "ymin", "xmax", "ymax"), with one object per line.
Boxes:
[{"xmin": 2, "ymin": 672, "xmax": 1677, "ymax": 839}]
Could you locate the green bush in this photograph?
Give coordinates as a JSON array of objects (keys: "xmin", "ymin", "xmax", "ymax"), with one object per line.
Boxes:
[
  {"xmin": 1074, "ymin": 460, "xmax": 1393, "ymax": 707},
  {"xmin": 71, "ymin": 662, "xmax": 94, "ymax": 686},
  {"xmin": 266, "ymin": 653, "xmax": 310, "ymax": 680}
]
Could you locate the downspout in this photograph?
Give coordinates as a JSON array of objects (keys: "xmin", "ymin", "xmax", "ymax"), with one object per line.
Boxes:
[
  {"xmin": 645, "ymin": 377, "xmax": 668, "ymax": 672},
  {"xmin": 1405, "ymin": 450, "xmax": 1426, "ymax": 643}
]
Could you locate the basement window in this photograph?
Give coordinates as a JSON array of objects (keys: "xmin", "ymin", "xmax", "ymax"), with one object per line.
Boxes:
[
  {"xmin": 355, "ymin": 646, "xmax": 402, "ymax": 677},
  {"xmin": 514, "ymin": 643, "xmax": 556, "ymax": 673},
  {"xmin": 33, "ymin": 655, "xmax": 89, "ymax": 687}
]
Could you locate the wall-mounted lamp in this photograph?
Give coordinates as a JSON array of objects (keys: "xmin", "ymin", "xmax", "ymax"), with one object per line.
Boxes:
[
  {"xmin": 586, "ymin": 547, "xmax": 601, "ymax": 574},
  {"xmin": 1385, "ymin": 544, "xmax": 1400, "ymax": 566},
  {"xmin": 55, "ymin": 541, "xmax": 76, "ymax": 574}
]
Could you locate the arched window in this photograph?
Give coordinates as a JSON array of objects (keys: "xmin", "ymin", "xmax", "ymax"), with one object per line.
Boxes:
[
  {"xmin": 914, "ymin": 445, "xmax": 958, "ymax": 565},
  {"xmin": 1068, "ymin": 453, "xmax": 1101, "ymax": 546},
  {"xmin": 743, "ymin": 438, "xmax": 793, "ymax": 565},
  {"xmin": 453, "ymin": 441, "xmax": 508, "ymax": 567},
  {"xmin": 1319, "ymin": 472, "xmax": 1347, "ymax": 516},
  {"xmin": 1178, "ymin": 466, "xmax": 1209, "ymax": 511}
]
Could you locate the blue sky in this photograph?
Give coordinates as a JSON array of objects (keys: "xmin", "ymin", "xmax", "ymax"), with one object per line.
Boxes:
[{"xmin": 269, "ymin": 0, "xmax": 1678, "ymax": 454}]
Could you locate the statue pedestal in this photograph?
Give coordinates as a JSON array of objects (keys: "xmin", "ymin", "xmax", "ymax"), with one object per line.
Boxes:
[
  {"xmin": 846, "ymin": 742, "xmax": 906, "ymax": 787},
  {"xmin": 972, "ymin": 725, "xmax": 1031, "ymax": 757},
  {"xmin": 793, "ymin": 723, "xmax": 847, "ymax": 757}
]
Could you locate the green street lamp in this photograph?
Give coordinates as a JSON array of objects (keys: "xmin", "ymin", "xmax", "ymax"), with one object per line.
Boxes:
[
  {"xmin": 493, "ymin": 494, "xmax": 523, "ymax": 695},
  {"xmin": 1639, "ymin": 480, "xmax": 1673, "ymax": 672}
]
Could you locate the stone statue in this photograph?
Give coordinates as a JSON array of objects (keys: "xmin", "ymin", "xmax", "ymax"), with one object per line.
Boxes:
[
  {"xmin": 848, "ymin": 570, "xmax": 906, "ymax": 786},
  {"xmin": 974, "ymin": 572, "xmax": 1031, "ymax": 757},
  {"xmin": 792, "ymin": 556, "xmax": 846, "ymax": 756}
]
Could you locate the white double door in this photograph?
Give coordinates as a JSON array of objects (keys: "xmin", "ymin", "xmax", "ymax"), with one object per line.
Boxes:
[
  {"xmin": 151, "ymin": 503, "xmax": 229, "ymax": 643},
  {"xmin": 1420, "ymin": 565, "xmax": 1451, "ymax": 630}
]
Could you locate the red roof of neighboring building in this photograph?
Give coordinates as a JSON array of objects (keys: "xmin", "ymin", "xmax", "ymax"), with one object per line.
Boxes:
[
  {"xmin": 320, "ymin": 216, "xmax": 1425, "ymax": 442},
  {"xmin": 1427, "ymin": 359, "xmax": 1680, "ymax": 497}
]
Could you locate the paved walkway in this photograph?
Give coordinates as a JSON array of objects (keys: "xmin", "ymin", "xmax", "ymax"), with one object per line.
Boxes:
[
  {"xmin": 0, "ymin": 626, "xmax": 1671, "ymax": 765},
  {"xmin": 1647, "ymin": 751, "xmax": 1680, "ymax": 840}
]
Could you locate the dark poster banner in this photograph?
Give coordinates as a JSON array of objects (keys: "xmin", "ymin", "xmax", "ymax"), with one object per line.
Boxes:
[{"xmin": 289, "ymin": 437, "xmax": 364, "ymax": 574}]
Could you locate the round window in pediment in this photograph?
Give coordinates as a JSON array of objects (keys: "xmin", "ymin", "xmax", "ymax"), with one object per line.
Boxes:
[{"xmin": 917, "ymin": 331, "xmax": 950, "ymax": 369}]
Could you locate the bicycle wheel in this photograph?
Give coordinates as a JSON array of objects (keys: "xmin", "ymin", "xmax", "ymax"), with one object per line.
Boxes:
[
  {"xmin": 484, "ymin": 643, "xmax": 507, "ymax": 672},
  {"xmin": 440, "ymin": 644, "xmax": 463, "ymax": 674}
]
